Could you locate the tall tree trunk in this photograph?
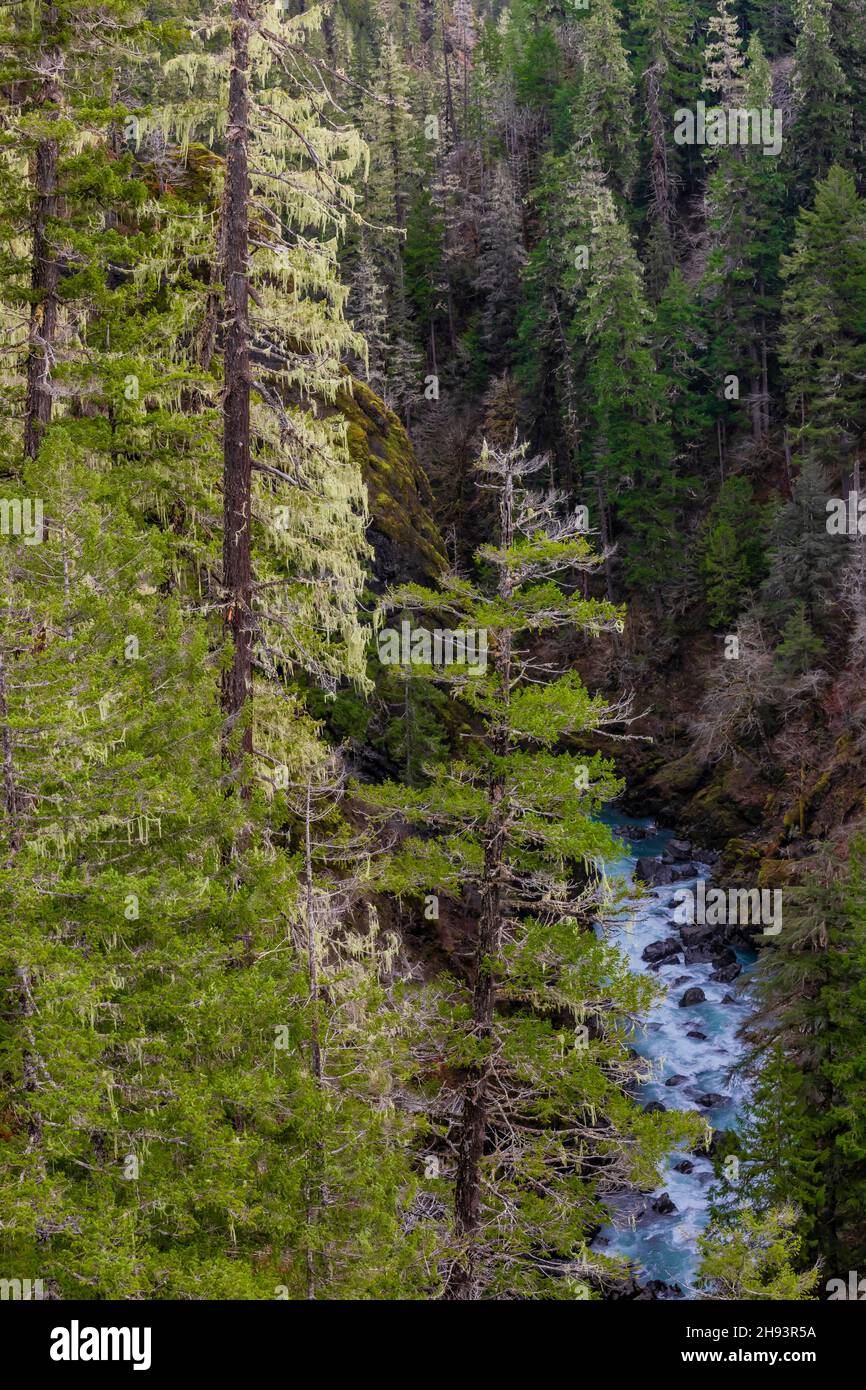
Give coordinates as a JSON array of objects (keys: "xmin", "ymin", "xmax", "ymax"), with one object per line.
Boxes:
[
  {"xmin": 749, "ymin": 342, "xmax": 763, "ymax": 442},
  {"xmin": 222, "ymin": 0, "xmax": 254, "ymax": 798},
  {"xmin": 304, "ymin": 780, "xmax": 323, "ymax": 1299},
  {"xmin": 0, "ymin": 647, "xmax": 20, "ymax": 850},
  {"xmin": 442, "ymin": 14, "xmax": 456, "ymax": 138},
  {"xmin": 445, "ymin": 466, "xmax": 515, "ymax": 1300},
  {"xmin": 644, "ymin": 58, "xmax": 675, "ymax": 280},
  {"xmin": 596, "ymin": 475, "xmax": 615, "ymax": 603},
  {"xmin": 24, "ymin": 4, "xmax": 61, "ymax": 467}
]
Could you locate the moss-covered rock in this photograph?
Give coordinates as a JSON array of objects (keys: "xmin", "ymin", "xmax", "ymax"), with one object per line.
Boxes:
[
  {"xmin": 338, "ymin": 377, "xmax": 447, "ymax": 585},
  {"xmin": 679, "ymin": 763, "xmax": 766, "ymax": 844},
  {"xmin": 720, "ymin": 837, "xmax": 766, "ymax": 879},
  {"xmin": 757, "ymin": 857, "xmax": 803, "ymax": 889},
  {"xmin": 648, "ymin": 750, "xmax": 705, "ymax": 800}
]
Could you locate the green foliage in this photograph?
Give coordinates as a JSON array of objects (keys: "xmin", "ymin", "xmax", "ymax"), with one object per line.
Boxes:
[
  {"xmin": 780, "ymin": 166, "xmax": 866, "ymax": 473},
  {"xmin": 774, "ymin": 601, "xmax": 825, "ymax": 676},
  {"xmin": 697, "ymin": 1206, "xmax": 820, "ymax": 1299},
  {"xmin": 730, "ymin": 836, "xmax": 866, "ymax": 1272},
  {"xmin": 699, "ymin": 477, "xmax": 768, "ymax": 626},
  {"xmin": 359, "ymin": 436, "xmax": 700, "ymax": 1296}
]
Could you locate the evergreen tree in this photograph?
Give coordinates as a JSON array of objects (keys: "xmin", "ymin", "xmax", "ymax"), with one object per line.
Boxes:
[
  {"xmin": 702, "ymin": 29, "xmax": 786, "ymax": 450},
  {"xmin": 579, "ymin": 186, "xmax": 681, "ymax": 593},
  {"xmin": 362, "ymin": 436, "xmax": 697, "ymax": 1298},
  {"xmin": 697, "ymin": 1206, "xmax": 820, "ymax": 1299},
  {"xmin": 788, "ymin": 0, "xmax": 851, "ymax": 196},
  {"xmin": 699, "ymin": 476, "xmax": 768, "ymax": 627},
  {"xmin": 573, "ymin": 0, "xmax": 637, "ymax": 197},
  {"xmin": 730, "ymin": 838, "xmax": 866, "ymax": 1272},
  {"xmin": 633, "ymin": 0, "xmax": 691, "ymax": 290},
  {"xmin": 758, "ymin": 459, "xmax": 838, "ymax": 632},
  {"xmin": 477, "ymin": 160, "xmax": 526, "ymax": 373},
  {"xmin": 780, "ymin": 165, "xmax": 866, "ymax": 475}
]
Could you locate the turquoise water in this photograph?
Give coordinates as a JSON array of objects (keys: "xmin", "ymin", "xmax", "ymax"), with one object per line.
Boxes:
[{"xmin": 592, "ymin": 811, "xmax": 757, "ymax": 1296}]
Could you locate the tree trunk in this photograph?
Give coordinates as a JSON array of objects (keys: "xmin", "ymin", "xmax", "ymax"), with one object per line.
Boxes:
[
  {"xmin": 596, "ymin": 475, "xmax": 615, "ymax": 603},
  {"xmin": 304, "ymin": 781, "xmax": 323, "ymax": 1300},
  {"xmin": 645, "ymin": 58, "xmax": 674, "ymax": 279},
  {"xmin": 0, "ymin": 647, "xmax": 20, "ymax": 850},
  {"xmin": 24, "ymin": 5, "xmax": 61, "ymax": 467},
  {"xmin": 221, "ymin": 0, "xmax": 254, "ymax": 798},
  {"xmin": 445, "ymin": 464, "xmax": 515, "ymax": 1300}
]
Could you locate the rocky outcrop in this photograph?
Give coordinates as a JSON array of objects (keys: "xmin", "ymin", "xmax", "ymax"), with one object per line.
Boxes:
[{"xmin": 339, "ymin": 377, "xmax": 447, "ymax": 584}]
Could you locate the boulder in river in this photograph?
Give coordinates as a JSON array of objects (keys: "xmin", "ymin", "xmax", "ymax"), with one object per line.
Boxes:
[
  {"xmin": 652, "ymin": 1192, "xmax": 677, "ymax": 1214},
  {"xmin": 623, "ymin": 823, "xmax": 657, "ymax": 841},
  {"xmin": 721, "ymin": 992, "xmax": 737, "ymax": 1004},
  {"xmin": 664, "ymin": 838, "xmax": 694, "ymax": 861},
  {"xmin": 686, "ymin": 1030, "xmax": 708, "ymax": 1040},
  {"xmin": 690, "ymin": 1091, "xmax": 731, "ymax": 1109},
  {"xmin": 665, "ymin": 1074, "xmax": 688, "ymax": 1087},
  {"xmin": 679, "ymin": 922, "xmax": 718, "ymax": 949},
  {"xmin": 673, "ymin": 1160, "xmax": 694, "ymax": 1174},
  {"xmin": 710, "ymin": 962, "xmax": 742, "ymax": 984},
  {"xmin": 683, "ymin": 944, "xmax": 719, "ymax": 964},
  {"xmin": 678, "ymin": 986, "xmax": 706, "ymax": 1007},
  {"xmin": 642, "ymin": 937, "xmax": 681, "ymax": 964},
  {"xmin": 644, "ymin": 1100, "xmax": 667, "ymax": 1113},
  {"xmin": 685, "ymin": 943, "xmax": 737, "ymax": 966},
  {"xmin": 635, "ymin": 856, "xmax": 698, "ymax": 887}
]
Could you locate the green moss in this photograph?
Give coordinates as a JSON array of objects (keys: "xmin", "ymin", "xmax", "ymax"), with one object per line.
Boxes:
[
  {"xmin": 648, "ymin": 750, "xmax": 705, "ymax": 797},
  {"xmin": 336, "ymin": 377, "xmax": 447, "ymax": 580},
  {"xmin": 758, "ymin": 858, "xmax": 800, "ymax": 889}
]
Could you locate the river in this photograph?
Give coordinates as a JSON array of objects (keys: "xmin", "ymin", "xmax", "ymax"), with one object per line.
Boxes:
[{"xmin": 593, "ymin": 811, "xmax": 757, "ymax": 1297}]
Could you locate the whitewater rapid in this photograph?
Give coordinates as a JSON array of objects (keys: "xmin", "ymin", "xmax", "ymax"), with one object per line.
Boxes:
[{"xmin": 593, "ymin": 812, "xmax": 757, "ymax": 1296}]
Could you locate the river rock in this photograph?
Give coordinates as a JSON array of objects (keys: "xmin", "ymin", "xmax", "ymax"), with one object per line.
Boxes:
[
  {"xmin": 686, "ymin": 1030, "xmax": 708, "ymax": 1040},
  {"xmin": 683, "ymin": 944, "xmax": 719, "ymax": 964},
  {"xmin": 685, "ymin": 943, "xmax": 736, "ymax": 966},
  {"xmin": 652, "ymin": 1192, "xmax": 677, "ymax": 1214},
  {"xmin": 665, "ymin": 1074, "xmax": 688, "ymax": 1087},
  {"xmin": 678, "ymin": 986, "xmax": 706, "ymax": 1007},
  {"xmin": 664, "ymin": 838, "xmax": 694, "ymax": 861},
  {"xmin": 644, "ymin": 1100, "xmax": 666, "ymax": 1113},
  {"xmin": 624, "ymin": 823, "xmax": 656, "ymax": 841},
  {"xmin": 679, "ymin": 922, "xmax": 718, "ymax": 948},
  {"xmin": 641, "ymin": 1279, "xmax": 683, "ymax": 1299},
  {"xmin": 712, "ymin": 946, "xmax": 737, "ymax": 966},
  {"xmin": 673, "ymin": 1160, "xmax": 694, "ymax": 1174},
  {"xmin": 635, "ymin": 857, "xmax": 698, "ymax": 887},
  {"xmin": 689, "ymin": 1091, "xmax": 731, "ymax": 1109},
  {"xmin": 642, "ymin": 937, "xmax": 681, "ymax": 964},
  {"xmin": 721, "ymin": 993, "xmax": 737, "ymax": 1004},
  {"xmin": 634, "ymin": 858, "xmax": 675, "ymax": 886},
  {"xmin": 673, "ymin": 975, "xmax": 691, "ymax": 985},
  {"xmin": 710, "ymin": 962, "xmax": 742, "ymax": 984}
]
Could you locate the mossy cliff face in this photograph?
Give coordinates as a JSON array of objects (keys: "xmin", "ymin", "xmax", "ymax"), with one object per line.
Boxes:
[{"xmin": 338, "ymin": 377, "xmax": 447, "ymax": 585}]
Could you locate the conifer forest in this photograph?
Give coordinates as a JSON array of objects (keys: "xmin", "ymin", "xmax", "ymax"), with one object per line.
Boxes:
[{"xmin": 3, "ymin": 0, "xmax": 866, "ymax": 1324}]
